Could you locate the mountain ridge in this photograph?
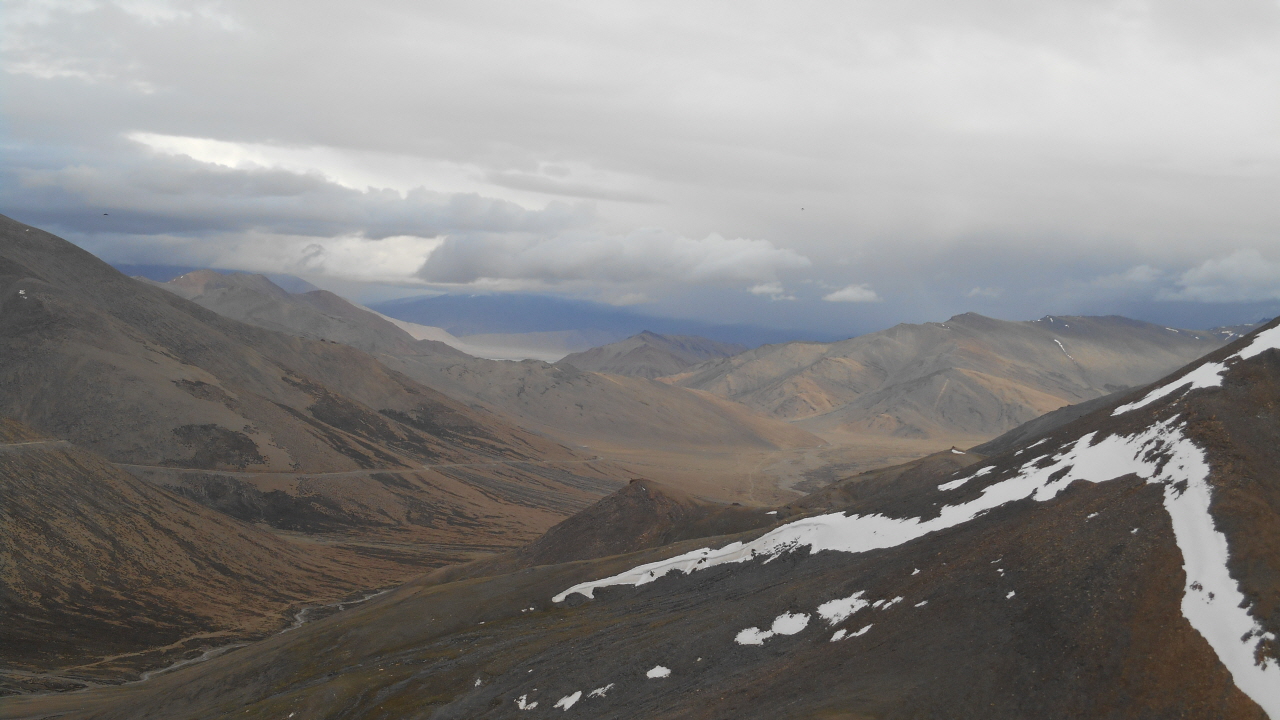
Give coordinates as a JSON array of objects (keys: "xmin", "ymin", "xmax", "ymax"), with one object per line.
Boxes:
[
  {"xmin": 671, "ymin": 311, "xmax": 1225, "ymax": 440},
  {"xmin": 558, "ymin": 331, "xmax": 746, "ymax": 379}
]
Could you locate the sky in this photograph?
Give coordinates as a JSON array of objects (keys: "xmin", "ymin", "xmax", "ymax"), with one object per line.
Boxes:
[{"xmin": 3, "ymin": 0, "xmax": 1280, "ymax": 337}]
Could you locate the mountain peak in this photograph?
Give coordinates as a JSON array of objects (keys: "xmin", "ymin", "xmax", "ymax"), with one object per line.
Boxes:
[{"xmin": 559, "ymin": 331, "xmax": 747, "ymax": 379}]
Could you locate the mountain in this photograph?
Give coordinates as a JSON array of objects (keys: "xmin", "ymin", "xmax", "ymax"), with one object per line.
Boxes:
[
  {"xmin": 24, "ymin": 318, "xmax": 1279, "ymax": 719},
  {"xmin": 0, "ymin": 418, "xmax": 405, "ymax": 693},
  {"xmin": 670, "ymin": 312, "xmax": 1225, "ymax": 442},
  {"xmin": 514, "ymin": 479, "xmax": 779, "ymax": 568},
  {"xmin": 149, "ymin": 269, "xmax": 458, "ymax": 357},
  {"xmin": 0, "ymin": 215, "xmax": 622, "ymax": 569},
  {"xmin": 143, "ymin": 270, "xmax": 823, "ymax": 464},
  {"xmin": 370, "ymin": 292, "xmax": 835, "ymax": 348},
  {"xmin": 559, "ymin": 331, "xmax": 746, "ymax": 379}
]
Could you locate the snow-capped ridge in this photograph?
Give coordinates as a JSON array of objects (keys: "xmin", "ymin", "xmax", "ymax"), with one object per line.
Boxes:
[{"xmin": 553, "ymin": 414, "xmax": 1279, "ymax": 717}]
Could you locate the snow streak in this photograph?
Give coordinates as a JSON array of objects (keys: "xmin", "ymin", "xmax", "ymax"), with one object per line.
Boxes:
[{"xmin": 1113, "ymin": 325, "xmax": 1280, "ymax": 415}]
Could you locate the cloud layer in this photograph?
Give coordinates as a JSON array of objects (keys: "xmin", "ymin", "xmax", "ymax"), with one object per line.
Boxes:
[{"xmin": 4, "ymin": 0, "xmax": 1280, "ymax": 331}]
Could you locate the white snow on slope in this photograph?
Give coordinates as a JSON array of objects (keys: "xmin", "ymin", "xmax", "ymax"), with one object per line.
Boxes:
[
  {"xmin": 553, "ymin": 417, "xmax": 1278, "ymax": 717},
  {"xmin": 1054, "ymin": 339, "xmax": 1074, "ymax": 360},
  {"xmin": 554, "ymin": 691, "xmax": 582, "ymax": 711},
  {"xmin": 1113, "ymin": 325, "xmax": 1280, "ymax": 415},
  {"xmin": 939, "ymin": 466, "xmax": 993, "ymax": 491},
  {"xmin": 588, "ymin": 684, "xmax": 614, "ymax": 698},
  {"xmin": 735, "ymin": 612, "xmax": 811, "ymax": 645},
  {"xmin": 646, "ymin": 666, "xmax": 670, "ymax": 679},
  {"xmin": 515, "ymin": 694, "xmax": 537, "ymax": 710},
  {"xmin": 817, "ymin": 591, "xmax": 868, "ymax": 625}
]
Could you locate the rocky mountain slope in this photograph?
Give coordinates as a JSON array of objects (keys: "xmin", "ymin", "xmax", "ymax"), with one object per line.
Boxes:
[
  {"xmin": 559, "ymin": 331, "xmax": 746, "ymax": 379},
  {"xmin": 21, "ymin": 319, "xmax": 1278, "ymax": 719},
  {"xmin": 670, "ymin": 312, "xmax": 1225, "ymax": 441}
]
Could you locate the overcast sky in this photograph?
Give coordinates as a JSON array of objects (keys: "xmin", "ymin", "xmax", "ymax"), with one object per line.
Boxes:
[{"xmin": 4, "ymin": 0, "xmax": 1280, "ymax": 335}]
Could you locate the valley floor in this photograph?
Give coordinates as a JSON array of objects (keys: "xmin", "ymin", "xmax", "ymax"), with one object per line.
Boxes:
[{"xmin": 583, "ymin": 431, "xmax": 985, "ymax": 507}]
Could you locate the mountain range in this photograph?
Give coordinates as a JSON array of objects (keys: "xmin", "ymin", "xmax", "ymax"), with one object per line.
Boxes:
[
  {"xmin": 670, "ymin": 312, "xmax": 1225, "ymax": 443},
  {"xmin": 5, "ymin": 214, "xmax": 1276, "ymax": 718},
  {"xmin": 12, "ymin": 317, "xmax": 1277, "ymax": 719},
  {"xmin": 141, "ymin": 270, "xmax": 823, "ymax": 458},
  {"xmin": 135, "ymin": 267, "xmax": 1236, "ymax": 508}
]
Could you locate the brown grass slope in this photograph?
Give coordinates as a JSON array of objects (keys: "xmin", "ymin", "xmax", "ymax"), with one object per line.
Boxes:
[
  {"xmin": 672, "ymin": 312, "xmax": 1224, "ymax": 440},
  {"xmin": 0, "ymin": 419, "xmax": 406, "ymax": 692},
  {"xmin": 26, "ymin": 319, "xmax": 1279, "ymax": 719}
]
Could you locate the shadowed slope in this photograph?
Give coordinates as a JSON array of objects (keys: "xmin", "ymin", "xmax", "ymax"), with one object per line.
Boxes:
[{"xmin": 0, "ymin": 419, "xmax": 404, "ymax": 692}]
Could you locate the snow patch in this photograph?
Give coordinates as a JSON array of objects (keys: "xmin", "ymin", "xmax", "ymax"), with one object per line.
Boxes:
[
  {"xmin": 951, "ymin": 448, "xmax": 966, "ymax": 455},
  {"xmin": 851, "ymin": 624, "xmax": 872, "ymax": 637},
  {"xmin": 914, "ymin": 600, "xmax": 928, "ymax": 608},
  {"xmin": 830, "ymin": 629, "xmax": 847, "ymax": 642},
  {"xmin": 588, "ymin": 684, "xmax": 614, "ymax": 698},
  {"xmin": 735, "ymin": 612, "xmax": 811, "ymax": 645},
  {"xmin": 1006, "ymin": 591, "xmax": 1016, "ymax": 599},
  {"xmin": 817, "ymin": 591, "xmax": 868, "ymax": 625},
  {"xmin": 516, "ymin": 694, "xmax": 537, "ymax": 710},
  {"xmin": 554, "ymin": 691, "xmax": 582, "ymax": 711},
  {"xmin": 646, "ymin": 665, "xmax": 670, "ymax": 679},
  {"xmin": 939, "ymin": 466, "xmax": 993, "ymax": 491}
]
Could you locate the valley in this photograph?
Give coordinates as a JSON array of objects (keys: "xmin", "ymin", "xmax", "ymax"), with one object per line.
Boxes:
[{"xmin": 2, "ymin": 215, "xmax": 1275, "ymax": 719}]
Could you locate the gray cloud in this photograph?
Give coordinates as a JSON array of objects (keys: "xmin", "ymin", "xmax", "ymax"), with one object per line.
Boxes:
[
  {"xmin": 1162, "ymin": 250, "xmax": 1280, "ymax": 303},
  {"xmin": 6, "ymin": 153, "xmax": 590, "ymax": 239},
  {"xmin": 418, "ymin": 228, "xmax": 810, "ymax": 286},
  {"xmin": 824, "ymin": 284, "xmax": 881, "ymax": 303},
  {"xmin": 4, "ymin": 0, "xmax": 1280, "ymax": 331}
]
